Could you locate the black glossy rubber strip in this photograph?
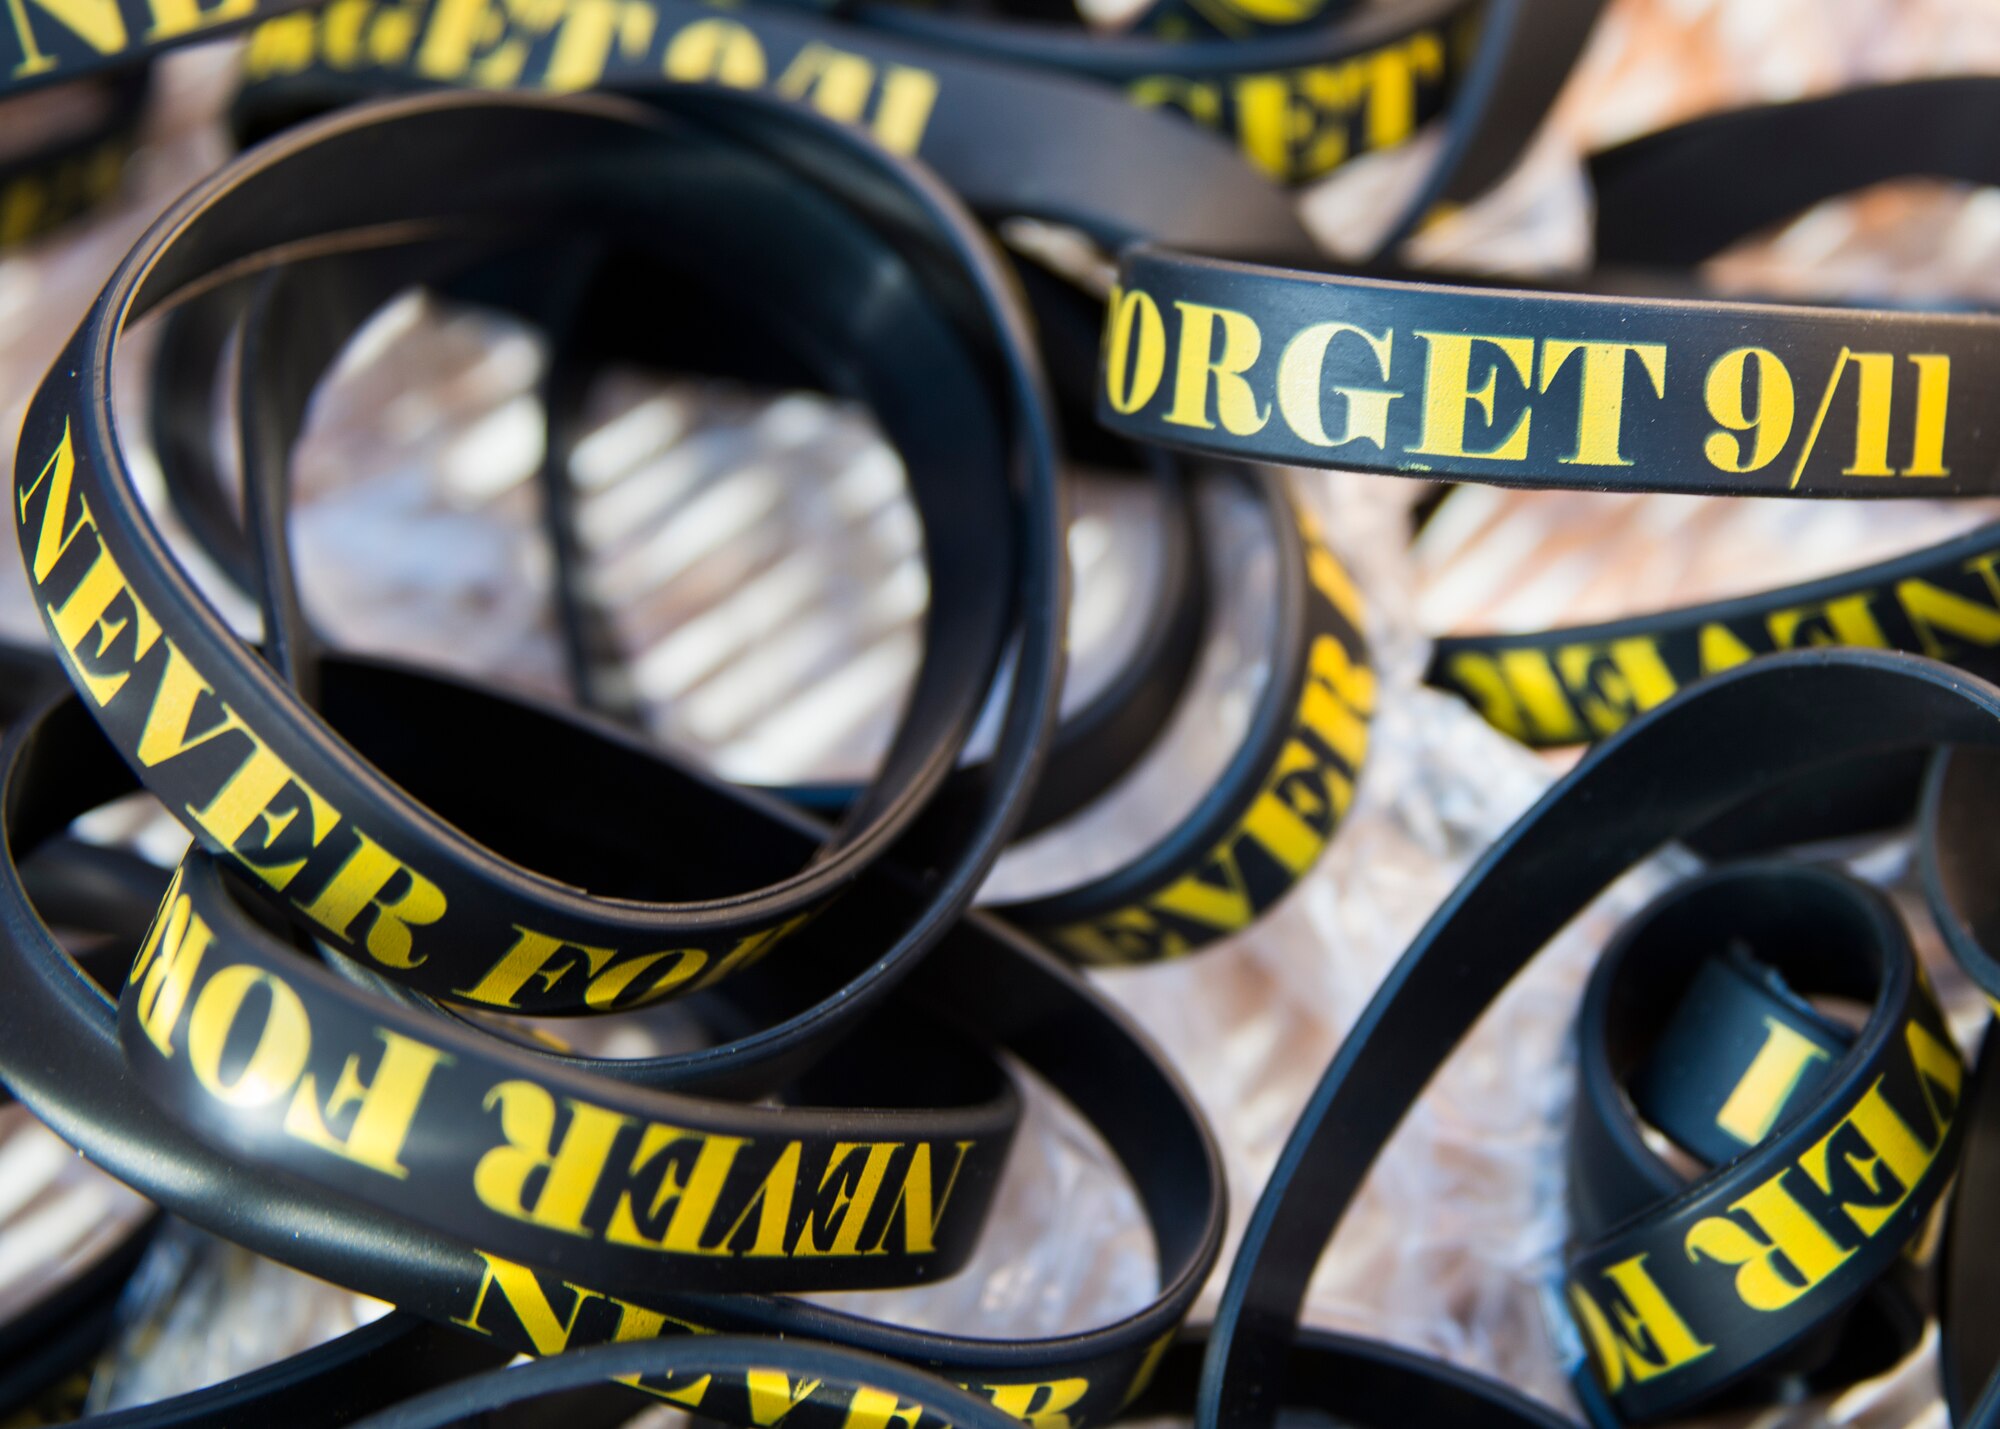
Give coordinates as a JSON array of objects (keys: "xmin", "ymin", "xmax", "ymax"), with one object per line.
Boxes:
[
  {"xmin": 1428, "ymin": 79, "xmax": 2000, "ymax": 749},
  {"xmin": 993, "ymin": 468, "xmax": 1374, "ymax": 963},
  {"xmin": 1914, "ymin": 750, "xmax": 2000, "ymax": 1429},
  {"xmin": 230, "ymin": 0, "xmax": 1471, "ymax": 198},
  {"xmin": 756, "ymin": 466, "xmax": 1370, "ymax": 965},
  {"xmin": 34, "ymin": 1310, "xmax": 640, "ymax": 1428},
  {"xmin": 1118, "ymin": 0, "xmax": 1358, "ymax": 46},
  {"xmin": 136, "ymin": 131, "xmax": 1373, "ymax": 971},
  {"xmin": 0, "ymin": 669, "xmax": 1226, "ymax": 1427},
  {"xmin": 839, "ymin": 0, "xmax": 1470, "ymax": 187},
  {"xmin": 63, "ymin": 1315, "xmax": 514, "ymax": 1428},
  {"xmin": 1589, "ymin": 78, "xmax": 2000, "ymax": 271},
  {"xmin": 0, "ymin": 0, "xmax": 1459, "ymax": 197},
  {"xmin": 107, "ymin": 285, "xmax": 1031, "ymax": 1302},
  {"xmin": 17, "ymin": 835, "xmax": 171, "ymax": 992},
  {"xmin": 1127, "ymin": 1324, "xmax": 1574, "ymax": 1427},
  {"xmin": 227, "ymin": 0, "xmax": 1320, "ymax": 254},
  {"xmin": 0, "ymin": 0, "xmax": 320, "ymax": 92},
  {"xmin": 846, "ymin": 0, "xmax": 1598, "ymax": 220},
  {"xmin": 348, "ymin": 1335, "xmax": 1022, "ymax": 1429},
  {"xmin": 145, "ymin": 255, "xmax": 1266, "ymax": 962},
  {"xmin": 1197, "ymin": 647, "xmax": 1994, "ymax": 1429},
  {"xmin": 1429, "ymin": 518, "xmax": 2000, "ymax": 749},
  {"xmin": 119, "ymin": 848, "xmax": 1018, "ymax": 1297},
  {"xmin": 1939, "ymin": 1037, "xmax": 2000, "ymax": 1429},
  {"xmin": 1099, "ymin": 244, "xmax": 1993, "ymax": 497},
  {"xmin": 0, "ymin": 69, "xmax": 147, "ymax": 250},
  {"xmin": 0, "ymin": 644, "xmax": 160, "ymax": 1415},
  {"xmin": 1374, "ymin": 0, "xmax": 1601, "ymax": 251},
  {"xmin": 15, "ymin": 88, "xmax": 1062, "ymax": 1019},
  {"xmin": 1566, "ymin": 863, "xmax": 1943, "ymax": 1421},
  {"xmin": 1920, "ymin": 748, "xmax": 2000, "ymax": 1014}
]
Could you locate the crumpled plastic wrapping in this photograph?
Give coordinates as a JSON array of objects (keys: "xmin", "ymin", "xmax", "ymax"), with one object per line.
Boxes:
[
  {"xmin": 84, "ymin": 1227, "xmax": 388, "ymax": 1415},
  {"xmin": 0, "ymin": 1108, "xmax": 151, "ymax": 1334},
  {"xmin": 0, "ymin": 2, "xmax": 1995, "ymax": 1425}
]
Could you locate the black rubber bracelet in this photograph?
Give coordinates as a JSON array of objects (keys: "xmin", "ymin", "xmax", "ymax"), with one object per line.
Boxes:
[
  {"xmin": 992, "ymin": 468, "xmax": 1373, "ymax": 963},
  {"xmin": 224, "ymin": 98, "xmax": 1049, "ymax": 997},
  {"xmin": 825, "ymin": 0, "xmax": 1473, "ymax": 189},
  {"xmin": 16, "ymin": 88, "xmax": 1062, "ymax": 1019},
  {"xmin": 143, "ymin": 229, "xmax": 1053, "ymax": 1135},
  {"xmin": 0, "ymin": 0, "xmax": 327, "ymax": 93},
  {"xmin": 0, "ymin": 640, "xmax": 162, "ymax": 1414},
  {"xmin": 1125, "ymin": 1324, "xmax": 1574, "ymax": 1427},
  {"xmin": 0, "ymin": 642, "xmax": 72, "ymax": 722},
  {"xmin": 145, "ymin": 139, "xmax": 1372, "ymax": 973},
  {"xmin": 1116, "ymin": 0, "xmax": 1358, "ymax": 46},
  {"xmin": 852, "ymin": 0, "xmax": 1603, "ymax": 235},
  {"xmin": 751, "ymin": 465, "xmax": 1369, "ymax": 965},
  {"xmin": 1940, "ymin": 1037, "xmax": 2000, "ymax": 1429},
  {"xmin": 119, "ymin": 847, "xmax": 1019, "ymax": 1297},
  {"xmin": 1099, "ymin": 243, "xmax": 1993, "ymax": 498},
  {"xmin": 1589, "ymin": 78, "xmax": 2000, "ymax": 272},
  {"xmin": 1426, "ymin": 79, "xmax": 2000, "ymax": 750},
  {"xmin": 349, "ymin": 1335, "xmax": 1021, "ymax": 1429},
  {"xmin": 1914, "ymin": 749, "xmax": 2000, "ymax": 1429},
  {"xmin": 1919, "ymin": 747, "xmax": 2000, "ymax": 1009},
  {"xmin": 0, "ymin": 673, "xmax": 1225, "ymax": 1426},
  {"xmin": 0, "ymin": 645, "xmax": 168, "ymax": 1074},
  {"xmin": 1428, "ymin": 517, "xmax": 2000, "ymax": 749},
  {"xmin": 227, "ymin": 0, "xmax": 1319, "ymax": 255},
  {"xmin": 62, "ymin": 1314, "xmax": 519, "ymax": 1428},
  {"xmin": 18, "ymin": 837, "xmax": 172, "ymax": 989},
  {"xmin": 58, "ymin": 431, "xmax": 1026, "ymax": 1313},
  {"xmin": 145, "ymin": 263, "xmax": 1218, "ymax": 869},
  {"xmin": 228, "ymin": 0, "xmax": 1468, "ymax": 199},
  {"xmin": 1197, "ymin": 647, "xmax": 1990, "ymax": 1429},
  {"xmin": 0, "ymin": 69, "xmax": 147, "ymax": 250},
  {"xmin": 1566, "ymin": 863, "xmax": 1942, "ymax": 1421}
]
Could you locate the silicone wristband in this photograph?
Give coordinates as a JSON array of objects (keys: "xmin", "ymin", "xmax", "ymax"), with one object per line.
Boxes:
[
  {"xmin": 1199, "ymin": 647, "xmax": 1992, "ymax": 1429},
  {"xmin": 1565, "ymin": 864, "xmax": 1942, "ymax": 1420},
  {"xmin": 0, "ymin": 671, "xmax": 1226, "ymax": 1426},
  {"xmin": 347, "ymin": 1335, "xmax": 1021, "ymax": 1429},
  {"xmin": 1099, "ymin": 244, "xmax": 1996, "ymax": 499},
  {"xmin": 15, "ymin": 89, "xmax": 1062, "ymax": 1019},
  {"xmin": 0, "ymin": 70, "xmax": 147, "ymax": 250},
  {"xmin": 1426, "ymin": 81, "xmax": 2000, "ymax": 751}
]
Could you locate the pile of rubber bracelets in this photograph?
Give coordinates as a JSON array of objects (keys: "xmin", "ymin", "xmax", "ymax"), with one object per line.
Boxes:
[{"xmin": 2, "ymin": 0, "xmax": 1999, "ymax": 1424}]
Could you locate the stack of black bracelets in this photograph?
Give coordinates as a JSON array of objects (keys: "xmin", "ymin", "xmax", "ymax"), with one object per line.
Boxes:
[{"xmin": 0, "ymin": 0, "xmax": 1997, "ymax": 1423}]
